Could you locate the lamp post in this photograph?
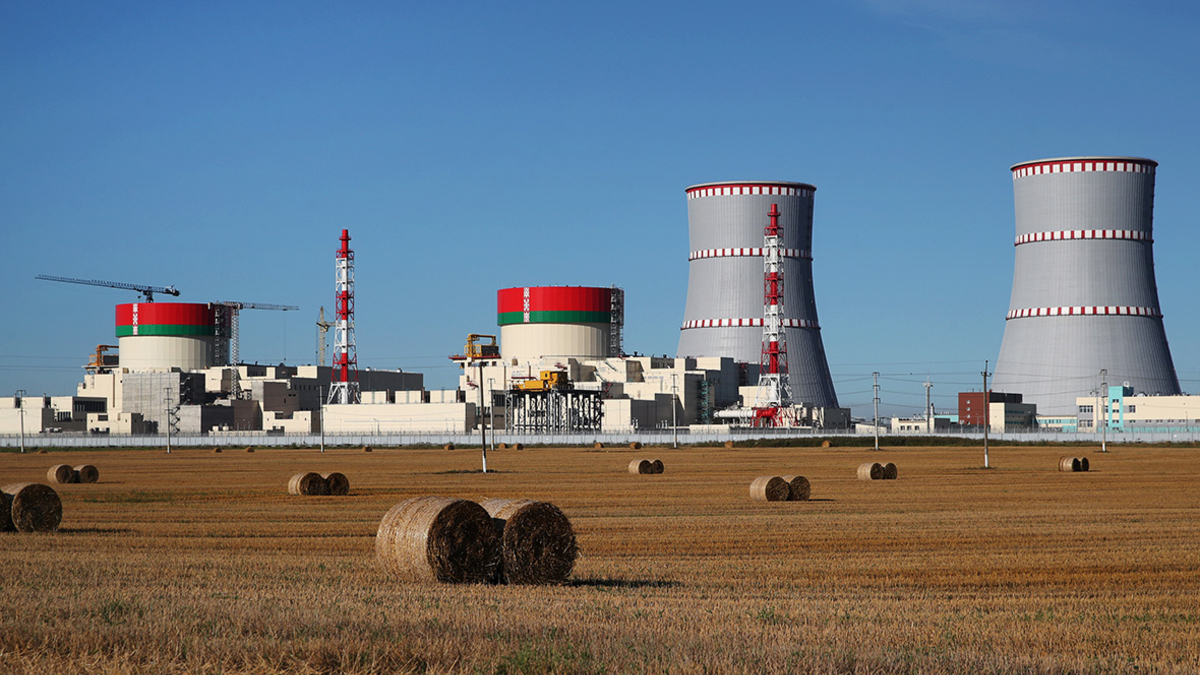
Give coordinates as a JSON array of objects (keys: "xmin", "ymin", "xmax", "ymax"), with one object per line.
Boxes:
[
  {"xmin": 487, "ymin": 378, "xmax": 496, "ymax": 454},
  {"xmin": 15, "ymin": 389, "xmax": 26, "ymax": 454},
  {"xmin": 671, "ymin": 373, "xmax": 678, "ymax": 449}
]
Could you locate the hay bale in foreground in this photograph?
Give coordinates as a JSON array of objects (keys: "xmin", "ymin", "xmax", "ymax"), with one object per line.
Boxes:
[
  {"xmin": 629, "ymin": 459, "xmax": 653, "ymax": 475},
  {"xmin": 73, "ymin": 465, "xmax": 99, "ymax": 484},
  {"xmin": 781, "ymin": 475, "xmax": 811, "ymax": 501},
  {"xmin": 288, "ymin": 472, "xmax": 328, "ymax": 496},
  {"xmin": 857, "ymin": 462, "xmax": 883, "ymax": 481},
  {"xmin": 651, "ymin": 459, "xmax": 664, "ymax": 474},
  {"xmin": 882, "ymin": 462, "xmax": 898, "ymax": 480},
  {"xmin": 1, "ymin": 483, "xmax": 62, "ymax": 532},
  {"xmin": 480, "ymin": 498, "xmax": 578, "ymax": 585},
  {"xmin": 47, "ymin": 465, "xmax": 76, "ymax": 484},
  {"xmin": 375, "ymin": 496, "xmax": 500, "ymax": 583},
  {"xmin": 750, "ymin": 475, "xmax": 789, "ymax": 502},
  {"xmin": 323, "ymin": 472, "xmax": 350, "ymax": 496}
]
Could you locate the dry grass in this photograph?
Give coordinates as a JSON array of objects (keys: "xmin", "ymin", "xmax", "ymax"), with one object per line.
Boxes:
[{"xmin": 1, "ymin": 444, "xmax": 1199, "ymax": 673}]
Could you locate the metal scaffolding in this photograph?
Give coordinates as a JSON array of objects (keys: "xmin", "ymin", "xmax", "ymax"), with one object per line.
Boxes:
[{"xmin": 505, "ymin": 389, "xmax": 603, "ymax": 433}]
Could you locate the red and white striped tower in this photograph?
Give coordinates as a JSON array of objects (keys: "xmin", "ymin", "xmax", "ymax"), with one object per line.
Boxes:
[
  {"xmin": 753, "ymin": 204, "xmax": 792, "ymax": 425},
  {"xmin": 327, "ymin": 229, "xmax": 360, "ymax": 405}
]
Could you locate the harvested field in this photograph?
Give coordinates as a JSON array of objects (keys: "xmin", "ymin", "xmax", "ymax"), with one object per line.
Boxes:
[{"xmin": 1, "ymin": 444, "xmax": 1199, "ymax": 674}]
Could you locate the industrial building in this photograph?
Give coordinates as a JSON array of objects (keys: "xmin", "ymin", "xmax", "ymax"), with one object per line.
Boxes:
[
  {"xmin": 677, "ymin": 181, "xmax": 839, "ymax": 408},
  {"xmin": 958, "ymin": 391, "xmax": 1037, "ymax": 433},
  {"xmin": 1076, "ymin": 387, "xmax": 1200, "ymax": 433},
  {"xmin": 992, "ymin": 157, "xmax": 1181, "ymax": 416}
]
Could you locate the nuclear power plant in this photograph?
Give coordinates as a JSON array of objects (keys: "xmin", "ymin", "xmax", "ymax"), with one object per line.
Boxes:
[
  {"xmin": 677, "ymin": 181, "xmax": 839, "ymax": 408},
  {"xmin": 992, "ymin": 157, "xmax": 1182, "ymax": 416}
]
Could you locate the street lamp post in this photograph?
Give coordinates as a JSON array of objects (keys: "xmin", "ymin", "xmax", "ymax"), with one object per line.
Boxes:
[{"xmin": 15, "ymin": 389, "xmax": 26, "ymax": 454}]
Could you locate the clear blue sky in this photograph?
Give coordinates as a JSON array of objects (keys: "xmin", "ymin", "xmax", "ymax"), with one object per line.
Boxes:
[{"xmin": 2, "ymin": 1, "xmax": 1198, "ymax": 419}]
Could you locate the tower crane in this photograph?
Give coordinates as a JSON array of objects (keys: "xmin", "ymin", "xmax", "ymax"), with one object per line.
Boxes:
[
  {"xmin": 35, "ymin": 274, "xmax": 180, "ymax": 302},
  {"xmin": 212, "ymin": 301, "xmax": 300, "ymax": 399},
  {"xmin": 316, "ymin": 306, "xmax": 333, "ymax": 368}
]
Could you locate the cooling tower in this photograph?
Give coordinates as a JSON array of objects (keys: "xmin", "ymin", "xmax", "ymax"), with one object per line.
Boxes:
[
  {"xmin": 116, "ymin": 302, "xmax": 215, "ymax": 370},
  {"xmin": 677, "ymin": 181, "xmax": 838, "ymax": 407},
  {"xmin": 992, "ymin": 157, "xmax": 1180, "ymax": 416}
]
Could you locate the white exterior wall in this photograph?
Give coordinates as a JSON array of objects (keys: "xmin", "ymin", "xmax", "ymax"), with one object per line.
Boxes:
[
  {"xmin": 118, "ymin": 335, "xmax": 213, "ymax": 371},
  {"xmin": 500, "ymin": 323, "xmax": 608, "ymax": 369},
  {"xmin": 322, "ymin": 402, "xmax": 476, "ymax": 433},
  {"xmin": 265, "ymin": 410, "xmax": 317, "ymax": 433}
]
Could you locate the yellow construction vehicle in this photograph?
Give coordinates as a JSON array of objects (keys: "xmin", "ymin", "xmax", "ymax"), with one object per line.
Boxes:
[
  {"xmin": 450, "ymin": 334, "xmax": 501, "ymax": 364},
  {"xmin": 515, "ymin": 370, "xmax": 569, "ymax": 392}
]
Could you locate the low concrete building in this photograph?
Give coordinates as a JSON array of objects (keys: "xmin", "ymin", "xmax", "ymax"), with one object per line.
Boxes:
[{"xmin": 1078, "ymin": 386, "xmax": 1200, "ymax": 432}]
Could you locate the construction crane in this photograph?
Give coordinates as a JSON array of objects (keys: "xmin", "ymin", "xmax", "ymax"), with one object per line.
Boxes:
[
  {"xmin": 316, "ymin": 306, "xmax": 333, "ymax": 367},
  {"xmin": 211, "ymin": 301, "xmax": 300, "ymax": 399},
  {"xmin": 35, "ymin": 274, "xmax": 180, "ymax": 302}
]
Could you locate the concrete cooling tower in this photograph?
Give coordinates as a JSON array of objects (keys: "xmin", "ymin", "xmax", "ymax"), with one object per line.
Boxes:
[
  {"xmin": 677, "ymin": 181, "xmax": 838, "ymax": 407},
  {"xmin": 992, "ymin": 157, "xmax": 1180, "ymax": 416}
]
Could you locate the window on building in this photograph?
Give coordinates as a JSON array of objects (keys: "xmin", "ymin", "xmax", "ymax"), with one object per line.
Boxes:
[
  {"xmin": 1079, "ymin": 405, "xmax": 1093, "ymax": 413},
  {"xmin": 1080, "ymin": 420, "xmax": 1093, "ymax": 428},
  {"xmin": 1127, "ymin": 405, "xmax": 1136, "ymax": 413}
]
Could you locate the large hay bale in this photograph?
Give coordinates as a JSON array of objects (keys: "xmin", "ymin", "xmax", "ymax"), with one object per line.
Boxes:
[
  {"xmin": 1079, "ymin": 456, "xmax": 1090, "ymax": 472},
  {"xmin": 750, "ymin": 475, "xmax": 789, "ymax": 502},
  {"xmin": 288, "ymin": 472, "xmax": 328, "ymax": 496},
  {"xmin": 323, "ymin": 472, "xmax": 350, "ymax": 496},
  {"xmin": 630, "ymin": 441, "xmax": 643, "ymax": 450},
  {"xmin": 781, "ymin": 475, "xmax": 811, "ymax": 501},
  {"xmin": 375, "ymin": 496, "xmax": 500, "ymax": 583},
  {"xmin": 882, "ymin": 462, "xmax": 898, "ymax": 480},
  {"xmin": 651, "ymin": 459, "xmax": 664, "ymax": 474},
  {"xmin": 479, "ymin": 498, "xmax": 578, "ymax": 585},
  {"xmin": 73, "ymin": 465, "xmax": 100, "ymax": 484},
  {"xmin": 628, "ymin": 459, "xmax": 652, "ymax": 475},
  {"xmin": 1, "ymin": 483, "xmax": 62, "ymax": 533},
  {"xmin": 857, "ymin": 462, "xmax": 883, "ymax": 481},
  {"xmin": 1059, "ymin": 456, "xmax": 1082, "ymax": 472},
  {"xmin": 0, "ymin": 491, "xmax": 12, "ymax": 532},
  {"xmin": 47, "ymin": 464, "xmax": 76, "ymax": 484}
]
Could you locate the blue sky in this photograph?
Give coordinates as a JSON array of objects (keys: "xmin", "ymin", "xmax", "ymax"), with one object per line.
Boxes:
[{"xmin": 2, "ymin": 1, "xmax": 1197, "ymax": 419}]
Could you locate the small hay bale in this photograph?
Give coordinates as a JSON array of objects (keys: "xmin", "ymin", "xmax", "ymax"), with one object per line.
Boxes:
[
  {"xmin": 497, "ymin": 443, "xmax": 508, "ymax": 450},
  {"xmin": 323, "ymin": 472, "xmax": 350, "ymax": 496},
  {"xmin": 480, "ymin": 498, "xmax": 578, "ymax": 585},
  {"xmin": 821, "ymin": 439, "xmax": 832, "ymax": 448},
  {"xmin": 363, "ymin": 446, "xmax": 373, "ymax": 453},
  {"xmin": 47, "ymin": 464, "xmax": 76, "ymax": 484},
  {"xmin": 513, "ymin": 443, "xmax": 524, "ymax": 450},
  {"xmin": 288, "ymin": 472, "xmax": 328, "ymax": 496},
  {"xmin": 213, "ymin": 447, "xmax": 223, "ymax": 454},
  {"xmin": 882, "ymin": 462, "xmax": 898, "ymax": 480},
  {"xmin": 651, "ymin": 459, "xmax": 664, "ymax": 474},
  {"xmin": 857, "ymin": 462, "xmax": 883, "ymax": 481},
  {"xmin": 781, "ymin": 475, "xmax": 811, "ymax": 501},
  {"xmin": 630, "ymin": 441, "xmax": 643, "ymax": 450},
  {"xmin": 628, "ymin": 459, "xmax": 652, "ymax": 475},
  {"xmin": 37, "ymin": 449, "xmax": 47, "ymax": 454},
  {"xmin": 73, "ymin": 465, "xmax": 99, "ymax": 484},
  {"xmin": 724, "ymin": 440, "xmax": 734, "ymax": 449},
  {"xmin": 1, "ymin": 483, "xmax": 62, "ymax": 532},
  {"xmin": 1059, "ymin": 456, "xmax": 1082, "ymax": 472},
  {"xmin": 443, "ymin": 443, "xmax": 455, "ymax": 451},
  {"xmin": 750, "ymin": 475, "xmax": 789, "ymax": 502},
  {"xmin": 1079, "ymin": 456, "xmax": 1090, "ymax": 472},
  {"xmin": 593, "ymin": 442, "xmax": 603, "ymax": 449},
  {"xmin": 245, "ymin": 447, "xmax": 255, "ymax": 453},
  {"xmin": 375, "ymin": 496, "xmax": 500, "ymax": 583}
]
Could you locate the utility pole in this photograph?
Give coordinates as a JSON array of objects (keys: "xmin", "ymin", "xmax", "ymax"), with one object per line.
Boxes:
[
  {"xmin": 487, "ymin": 378, "xmax": 496, "ymax": 454},
  {"xmin": 1100, "ymin": 368, "xmax": 1108, "ymax": 453},
  {"xmin": 478, "ymin": 361, "xmax": 488, "ymax": 474},
  {"xmin": 872, "ymin": 372, "xmax": 880, "ymax": 451},
  {"xmin": 982, "ymin": 360, "xmax": 991, "ymax": 469},
  {"xmin": 319, "ymin": 402, "xmax": 325, "ymax": 453},
  {"xmin": 15, "ymin": 389, "xmax": 26, "ymax": 454},
  {"xmin": 924, "ymin": 377, "xmax": 933, "ymax": 434},
  {"xmin": 672, "ymin": 373, "xmax": 679, "ymax": 449}
]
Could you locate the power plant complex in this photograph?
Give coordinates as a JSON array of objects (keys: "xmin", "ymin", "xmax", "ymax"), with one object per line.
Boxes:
[{"xmin": 4, "ymin": 161, "xmax": 1198, "ymax": 442}]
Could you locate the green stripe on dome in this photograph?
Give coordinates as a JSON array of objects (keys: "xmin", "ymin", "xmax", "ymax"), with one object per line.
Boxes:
[
  {"xmin": 117, "ymin": 324, "xmax": 216, "ymax": 337},
  {"xmin": 498, "ymin": 310, "xmax": 612, "ymax": 325}
]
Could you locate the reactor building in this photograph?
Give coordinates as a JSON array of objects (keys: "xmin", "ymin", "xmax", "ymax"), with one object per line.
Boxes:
[
  {"xmin": 676, "ymin": 181, "xmax": 839, "ymax": 407},
  {"xmin": 992, "ymin": 156, "xmax": 1181, "ymax": 416}
]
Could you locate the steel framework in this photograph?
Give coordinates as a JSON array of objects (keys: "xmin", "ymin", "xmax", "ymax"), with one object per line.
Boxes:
[
  {"xmin": 753, "ymin": 204, "xmax": 794, "ymax": 426},
  {"xmin": 505, "ymin": 389, "xmax": 603, "ymax": 433},
  {"xmin": 328, "ymin": 229, "xmax": 360, "ymax": 405}
]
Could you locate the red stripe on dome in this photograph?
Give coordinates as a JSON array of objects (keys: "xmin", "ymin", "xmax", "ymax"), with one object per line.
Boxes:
[
  {"xmin": 497, "ymin": 287, "xmax": 611, "ymax": 314},
  {"xmin": 116, "ymin": 303, "xmax": 214, "ymax": 327}
]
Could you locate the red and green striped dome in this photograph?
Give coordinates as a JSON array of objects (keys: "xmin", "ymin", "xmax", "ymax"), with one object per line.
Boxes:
[
  {"xmin": 497, "ymin": 287, "xmax": 612, "ymax": 326},
  {"xmin": 116, "ymin": 303, "xmax": 215, "ymax": 337}
]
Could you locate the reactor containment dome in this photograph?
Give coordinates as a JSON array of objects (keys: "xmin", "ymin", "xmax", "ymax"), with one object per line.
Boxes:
[
  {"xmin": 677, "ymin": 181, "xmax": 838, "ymax": 407},
  {"xmin": 992, "ymin": 157, "xmax": 1180, "ymax": 416},
  {"xmin": 116, "ymin": 302, "xmax": 216, "ymax": 371}
]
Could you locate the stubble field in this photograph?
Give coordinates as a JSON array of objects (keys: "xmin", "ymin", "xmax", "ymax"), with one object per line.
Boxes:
[{"xmin": 1, "ymin": 442, "xmax": 1198, "ymax": 674}]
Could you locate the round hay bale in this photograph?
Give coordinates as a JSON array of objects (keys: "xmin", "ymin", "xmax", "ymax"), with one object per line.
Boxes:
[
  {"xmin": 781, "ymin": 475, "xmax": 811, "ymax": 501},
  {"xmin": 245, "ymin": 447, "xmax": 255, "ymax": 453},
  {"xmin": 497, "ymin": 443, "xmax": 508, "ymax": 450},
  {"xmin": 73, "ymin": 465, "xmax": 99, "ymax": 484},
  {"xmin": 1059, "ymin": 456, "xmax": 1082, "ymax": 472},
  {"xmin": 213, "ymin": 447, "xmax": 223, "ymax": 454},
  {"xmin": 651, "ymin": 459, "xmax": 664, "ymax": 474},
  {"xmin": 375, "ymin": 496, "xmax": 500, "ymax": 583},
  {"xmin": 882, "ymin": 462, "xmax": 898, "ymax": 480},
  {"xmin": 479, "ymin": 498, "xmax": 578, "ymax": 585},
  {"xmin": 724, "ymin": 440, "xmax": 734, "ymax": 449},
  {"xmin": 47, "ymin": 464, "xmax": 76, "ymax": 484},
  {"xmin": 1079, "ymin": 457, "xmax": 1090, "ymax": 472},
  {"xmin": 0, "ymin": 491, "xmax": 12, "ymax": 531},
  {"xmin": 513, "ymin": 443, "xmax": 524, "ymax": 450},
  {"xmin": 821, "ymin": 439, "xmax": 832, "ymax": 448},
  {"xmin": 443, "ymin": 443, "xmax": 455, "ymax": 451},
  {"xmin": 857, "ymin": 462, "xmax": 883, "ymax": 481},
  {"xmin": 323, "ymin": 472, "xmax": 350, "ymax": 496},
  {"xmin": 1, "ymin": 483, "xmax": 62, "ymax": 532},
  {"xmin": 37, "ymin": 449, "xmax": 47, "ymax": 454},
  {"xmin": 628, "ymin": 459, "xmax": 652, "ymax": 475},
  {"xmin": 288, "ymin": 472, "xmax": 328, "ymax": 496},
  {"xmin": 630, "ymin": 441, "xmax": 643, "ymax": 450},
  {"xmin": 750, "ymin": 475, "xmax": 789, "ymax": 502},
  {"xmin": 363, "ymin": 446, "xmax": 373, "ymax": 453},
  {"xmin": 593, "ymin": 442, "xmax": 603, "ymax": 449}
]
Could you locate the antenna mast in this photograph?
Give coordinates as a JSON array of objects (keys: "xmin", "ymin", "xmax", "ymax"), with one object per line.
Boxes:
[
  {"xmin": 327, "ymin": 229, "xmax": 360, "ymax": 405},
  {"xmin": 753, "ymin": 203, "xmax": 792, "ymax": 426}
]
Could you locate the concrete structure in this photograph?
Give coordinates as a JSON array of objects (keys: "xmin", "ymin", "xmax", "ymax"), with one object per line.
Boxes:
[
  {"xmin": 993, "ymin": 157, "xmax": 1180, "ymax": 416},
  {"xmin": 0, "ymin": 394, "xmax": 108, "ymax": 434},
  {"xmin": 498, "ymin": 287, "xmax": 617, "ymax": 370},
  {"xmin": 116, "ymin": 302, "xmax": 215, "ymax": 371},
  {"xmin": 958, "ymin": 391, "xmax": 1037, "ymax": 432},
  {"xmin": 891, "ymin": 416, "xmax": 955, "ymax": 433},
  {"xmin": 677, "ymin": 181, "xmax": 838, "ymax": 407},
  {"xmin": 322, "ymin": 401, "xmax": 476, "ymax": 434},
  {"xmin": 1078, "ymin": 386, "xmax": 1200, "ymax": 432}
]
